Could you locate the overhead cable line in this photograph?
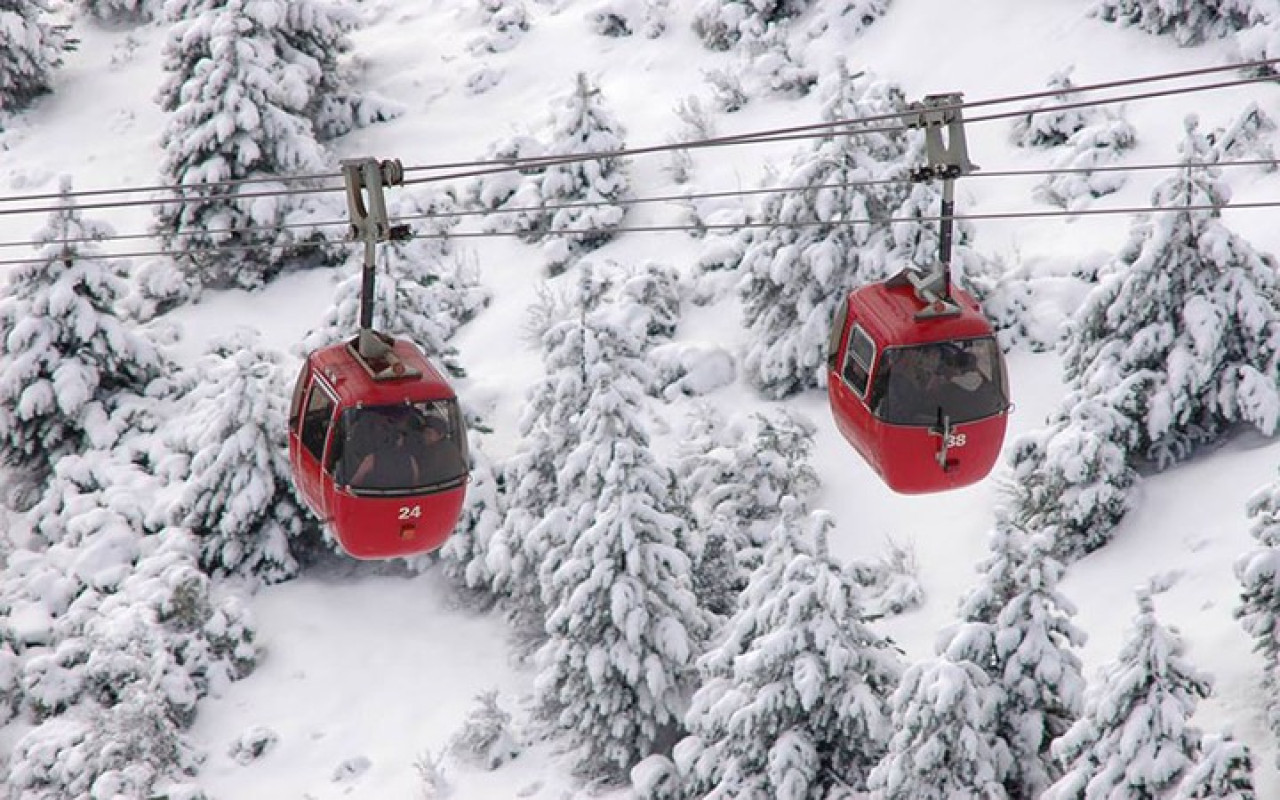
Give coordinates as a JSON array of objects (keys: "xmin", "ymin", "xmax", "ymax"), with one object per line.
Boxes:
[
  {"xmin": 401, "ymin": 58, "xmax": 1280, "ymax": 183},
  {"xmin": 0, "ymin": 217, "xmax": 352, "ymax": 251},
  {"xmin": 0, "ymin": 181, "xmax": 346, "ymax": 219},
  {"xmin": 1, "ymin": 157, "xmax": 1275, "ymax": 254},
  {"xmin": 0, "ymin": 170, "xmax": 344, "ymax": 207},
  {"xmin": 3, "ymin": 59, "xmax": 1277, "ymax": 220},
  {"xmin": 5, "ymin": 197, "xmax": 1280, "ymax": 268},
  {"xmin": 968, "ymin": 72, "xmax": 1280, "ymax": 126},
  {"xmin": 2, "ymin": 58, "xmax": 1278, "ymax": 235},
  {"xmin": 398, "ymin": 57, "xmax": 1280, "ymax": 178}
]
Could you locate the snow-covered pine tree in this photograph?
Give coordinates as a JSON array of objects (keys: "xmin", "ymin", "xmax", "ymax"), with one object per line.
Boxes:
[
  {"xmin": 1034, "ymin": 116, "xmax": 1137, "ymax": 210},
  {"xmin": 0, "ymin": 0, "xmax": 66, "ymax": 113},
  {"xmin": 673, "ymin": 403, "xmax": 820, "ymax": 579},
  {"xmin": 1090, "ymin": 0, "xmax": 1257, "ymax": 46},
  {"xmin": 532, "ymin": 280, "xmax": 707, "ymax": 781},
  {"xmin": 940, "ymin": 519, "xmax": 1086, "ymax": 798},
  {"xmin": 299, "ymin": 193, "xmax": 490, "ymax": 378},
  {"xmin": 1234, "ymin": 472, "xmax": 1280, "ymax": 766},
  {"xmin": 163, "ymin": 330, "xmax": 303, "ymax": 584},
  {"xmin": 690, "ymin": 0, "xmax": 817, "ymax": 50},
  {"xmin": 475, "ymin": 74, "xmax": 629, "ymax": 274},
  {"xmin": 276, "ymin": 0, "xmax": 401, "ymax": 140},
  {"xmin": 1010, "ymin": 69, "xmax": 1097, "ymax": 149},
  {"xmin": 4, "ymin": 518, "xmax": 257, "ymax": 798},
  {"xmin": 735, "ymin": 64, "xmax": 925, "ymax": 398},
  {"xmin": 674, "ymin": 502, "xmax": 901, "ymax": 797},
  {"xmin": 1043, "ymin": 588, "xmax": 1212, "ymax": 799},
  {"xmin": 1172, "ymin": 733, "xmax": 1256, "ymax": 799},
  {"xmin": 1006, "ymin": 115, "xmax": 1280, "ymax": 561},
  {"xmin": 0, "ymin": 180, "xmax": 161, "ymax": 482},
  {"xmin": 79, "ymin": 0, "xmax": 158, "ymax": 24},
  {"xmin": 618, "ymin": 261, "xmax": 683, "ymax": 343},
  {"xmin": 485, "ymin": 268, "xmax": 617, "ymax": 631},
  {"xmin": 155, "ymin": 0, "xmax": 333, "ymax": 291},
  {"xmin": 588, "ymin": 0, "xmax": 669, "ymax": 38},
  {"xmin": 437, "ymin": 438, "xmax": 505, "ymax": 597},
  {"xmin": 866, "ymin": 653, "xmax": 1011, "ymax": 799},
  {"xmin": 533, "ymin": 73, "xmax": 630, "ymax": 274}
]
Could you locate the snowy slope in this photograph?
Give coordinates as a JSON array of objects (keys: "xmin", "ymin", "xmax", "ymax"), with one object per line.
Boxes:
[{"xmin": 3, "ymin": 0, "xmax": 1280, "ymax": 798}]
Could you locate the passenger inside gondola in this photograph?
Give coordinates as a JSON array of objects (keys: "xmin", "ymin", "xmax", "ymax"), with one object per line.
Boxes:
[
  {"xmin": 338, "ymin": 403, "xmax": 467, "ymax": 493},
  {"xmin": 872, "ymin": 339, "xmax": 1007, "ymax": 426}
]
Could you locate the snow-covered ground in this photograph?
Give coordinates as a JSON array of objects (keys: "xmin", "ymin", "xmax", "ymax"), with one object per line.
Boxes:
[{"xmin": 4, "ymin": 0, "xmax": 1280, "ymax": 797}]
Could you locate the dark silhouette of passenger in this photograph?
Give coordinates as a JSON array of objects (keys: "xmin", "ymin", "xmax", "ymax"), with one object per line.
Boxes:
[{"xmin": 352, "ymin": 423, "xmax": 423, "ymax": 489}]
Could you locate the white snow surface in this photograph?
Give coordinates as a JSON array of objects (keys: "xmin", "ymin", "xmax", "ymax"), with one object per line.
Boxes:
[{"xmin": 3, "ymin": 0, "xmax": 1280, "ymax": 798}]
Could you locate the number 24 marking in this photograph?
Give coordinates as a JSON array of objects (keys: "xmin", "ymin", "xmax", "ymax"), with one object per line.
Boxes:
[{"xmin": 399, "ymin": 505, "xmax": 422, "ymax": 520}]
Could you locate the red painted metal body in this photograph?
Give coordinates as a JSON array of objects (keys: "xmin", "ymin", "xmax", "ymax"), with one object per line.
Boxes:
[
  {"xmin": 288, "ymin": 336, "xmax": 468, "ymax": 559},
  {"xmin": 827, "ymin": 279, "xmax": 1010, "ymax": 494}
]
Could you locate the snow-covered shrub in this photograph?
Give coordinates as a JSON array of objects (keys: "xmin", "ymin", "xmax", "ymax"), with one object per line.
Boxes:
[
  {"xmin": 447, "ymin": 690, "xmax": 522, "ymax": 770},
  {"xmin": 228, "ymin": 725, "xmax": 279, "ymax": 765},
  {"xmin": 1090, "ymin": 0, "xmax": 1257, "ymax": 46},
  {"xmin": 648, "ymin": 341, "xmax": 737, "ymax": 399}
]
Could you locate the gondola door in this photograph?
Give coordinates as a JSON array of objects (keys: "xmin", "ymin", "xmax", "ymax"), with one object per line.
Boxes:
[{"xmin": 288, "ymin": 362, "xmax": 338, "ymax": 521}]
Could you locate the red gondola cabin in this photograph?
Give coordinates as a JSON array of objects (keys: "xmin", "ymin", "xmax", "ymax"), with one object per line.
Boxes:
[
  {"xmin": 827, "ymin": 275, "xmax": 1011, "ymax": 494},
  {"xmin": 288, "ymin": 332, "xmax": 469, "ymax": 559}
]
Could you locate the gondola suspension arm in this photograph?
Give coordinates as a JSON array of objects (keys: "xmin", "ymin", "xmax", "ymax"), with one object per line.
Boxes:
[
  {"xmin": 341, "ymin": 157, "xmax": 412, "ymax": 361},
  {"xmin": 891, "ymin": 93, "xmax": 977, "ymax": 319}
]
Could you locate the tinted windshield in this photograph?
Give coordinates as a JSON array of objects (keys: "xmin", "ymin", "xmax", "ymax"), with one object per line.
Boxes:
[
  {"xmin": 869, "ymin": 337, "xmax": 1009, "ymax": 426},
  {"xmin": 330, "ymin": 400, "xmax": 468, "ymax": 494}
]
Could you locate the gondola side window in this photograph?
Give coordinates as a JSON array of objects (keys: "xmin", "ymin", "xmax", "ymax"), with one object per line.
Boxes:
[
  {"xmin": 826, "ymin": 298, "xmax": 849, "ymax": 371},
  {"xmin": 300, "ymin": 384, "xmax": 336, "ymax": 462},
  {"xmin": 841, "ymin": 325, "xmax": 875, "ymax": 396},
  {"xmin": 288, "ymin": 363, "xmax": 310, "ymax": 429}
]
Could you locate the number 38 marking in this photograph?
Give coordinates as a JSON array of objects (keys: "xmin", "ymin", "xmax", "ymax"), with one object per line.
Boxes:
[
  {"xmin": 399, "ymin": 505, "xmax": 423, "ymax": 520},
  {"xmin": 946, "ymin": 433, "xmax": 967, "ymax": 448}
]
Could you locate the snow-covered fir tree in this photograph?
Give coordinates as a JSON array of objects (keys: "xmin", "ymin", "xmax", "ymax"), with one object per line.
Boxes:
[
  {"xmin": 1043, "ymin": 588, "xmax": 1213, "ymax": 799},
  {"xmin": 734, "ymin": 63, "xmax": 941, "ymax": 398},
  {"xmin": 1005, "ymin": 115, "xmax": 1280, "ymax": 561},
  {"xmin": 0, "ymin": 0, "xmax": 66, "ymax": 113},
  {"xmin": 299, "ymin": 193, "xmax": 490, "ymax": 377},
  {"xmin": 1172, "ymin": 733, "xmax": 1256, "ymax": 799},
  {"xmin": 437, "ymin": 439, "xmax": 505, "ymax": 597},
  {"xmin": 588, "ymin": 0, "xmax": 670, "ymax": 38},
  {"xmin": 0, "ymin": 180, "xmax": 161, "ymax": 483},
  {"xmin": 670, "ymin": 502, "xmax": 901, "ymax": 797},
  {"xmin": 163, "ymin": 330, "xmax": 304, "ymax": 584},
  {"xmin": 476, "ymin": 73, "xmax": 630, "ymax": 274},
  {"xmin": 1010, "ymin": 68, "xmax": 1098, "ymax": 149},
  {"xmin": 673, "ymin": 403, "xmax": 820, "ymax": 583},
  {"xmin": 485, "ymin": 266, "xmax": 618, "ymax": 631},
  {"xmin": 691, "ymin": 0, "xmax": 816, "ymax": 50},
  {"xmin": 939, "ymin": 519, "xmax": 1086, "ymax": 798},
  {"xmin": 447, "ymin": 689, "xmax": 522, "ymax": 770},
  {"xmin": 867, "ymin": 653, "xmax": 1011, "ymax": 799},
  {"xmin": 3, "ymin": 515, "xmax": 257, "ymax": 797},
  {"xmin": 276, "ymin": 0, "xmax": 401, "ymax": 140},
  {"xmin": 79, "ymin": 0, "xmax": 158, "ymax": 24},
  {"xmin": 1091, "ymin": 0, "xmax": 1257, "ymax": 46},
  {"xmin": 1034, "ymin": 116, "xmax": 1137, "ymax": 210},
  {"xmin": 155, "ymin": 0, "xmax": 336, "ymax": 291},
  {"xmin": 1234, "ymin": 471, "xmax": 1280, "ymax": 767},
  {"xmin": 619, "ymin": 261, "xmax": 683, "ymax": 343},
  {"xmin": 532, "ymin": 272, "xmax": 707, "ymax": 782}
]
